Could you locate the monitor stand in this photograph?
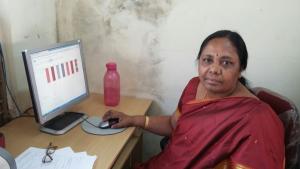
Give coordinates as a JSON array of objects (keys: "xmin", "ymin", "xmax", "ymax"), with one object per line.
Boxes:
[{"xmin": 40, "ymin": 112, "xmax": 88, "ymax": 135}]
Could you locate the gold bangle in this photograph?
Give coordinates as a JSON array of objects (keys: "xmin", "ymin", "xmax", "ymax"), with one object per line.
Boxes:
[{"xmin": 144, "ymin": 116, "xmax": 149, "ymax": 129}]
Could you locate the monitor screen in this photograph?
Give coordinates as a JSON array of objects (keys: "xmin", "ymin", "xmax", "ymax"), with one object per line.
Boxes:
[{"xmin": 22, "ymin": 40, "xmax": 89, "ymax": 125}]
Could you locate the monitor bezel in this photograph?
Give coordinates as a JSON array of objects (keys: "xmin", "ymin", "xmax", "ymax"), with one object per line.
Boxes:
[{"xmin": 22, "ymin": 39, "xmax": 89, "ymax": 125}]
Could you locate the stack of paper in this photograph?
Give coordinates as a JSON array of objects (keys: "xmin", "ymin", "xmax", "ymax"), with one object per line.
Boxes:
[{"xmin": 15, "ymin": 147, "xmax": 97, "ymax": 169}]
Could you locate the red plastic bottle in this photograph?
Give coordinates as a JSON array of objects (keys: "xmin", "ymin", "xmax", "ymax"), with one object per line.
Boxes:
[{"xmin": 104, "ymin": 62, "xmax": 120, "ymax": 106}]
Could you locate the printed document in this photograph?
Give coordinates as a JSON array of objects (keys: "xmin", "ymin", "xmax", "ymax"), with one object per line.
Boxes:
[{"xmin": 15, "ymin": 147, "xmax": 97, "ymax": 169}]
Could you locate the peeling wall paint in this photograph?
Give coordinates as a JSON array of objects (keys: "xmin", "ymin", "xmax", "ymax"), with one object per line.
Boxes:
[
  {"xmin": 56, "ymin": 0, "xmax": 174, "ymax": 101},
  {"xmin": 56, "ymin": 1, "xmax": 175, "ymax": 159}
]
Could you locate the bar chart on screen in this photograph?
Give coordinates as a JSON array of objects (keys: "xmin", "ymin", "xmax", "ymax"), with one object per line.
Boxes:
[
  {"xmin": 30, "ymin": 46, "xmax": 86, "ymax": 116},
  {"xmin": 44, "ymin": 59, "xmax": 79, "ymax": 83}
]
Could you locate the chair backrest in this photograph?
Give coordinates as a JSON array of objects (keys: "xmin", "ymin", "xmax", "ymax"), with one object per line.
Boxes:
[{"xmin": 252, "ymin": 87, "xmax": 300, "ymax": 169}]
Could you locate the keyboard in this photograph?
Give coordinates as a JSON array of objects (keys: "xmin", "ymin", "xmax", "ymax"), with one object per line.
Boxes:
[{"xmin": 42, "ymin": 112, "xmax": 87, "ymax": 135}]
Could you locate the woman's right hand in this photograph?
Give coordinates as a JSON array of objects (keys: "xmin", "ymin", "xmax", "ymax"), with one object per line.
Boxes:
[{"xmin": 102, "ymin": 110, "xmax": 133, "ymax": 128}]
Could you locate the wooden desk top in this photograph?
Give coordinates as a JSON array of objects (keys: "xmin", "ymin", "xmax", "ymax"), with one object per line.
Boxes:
[{"xmin": 0, "ymin": 93, "xmax": 152, "ymax": 169}]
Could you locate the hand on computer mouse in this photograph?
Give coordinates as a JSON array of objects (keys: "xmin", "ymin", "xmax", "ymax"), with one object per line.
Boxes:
[
  {"xmin": 98, "ymin": 118, "xmax": 119, "ymax": 129},
  {"xmin": 102, "ymin": 110, "xmax": 133, "ymax": 128}
]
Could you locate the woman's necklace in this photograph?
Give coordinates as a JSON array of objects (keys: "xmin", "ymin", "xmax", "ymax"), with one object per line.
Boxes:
[
  {"xmin": 196, "ymin": 84, "xmax": 208, "ymax": 100},
  {"xmin": 202, "ymin": 90, "xmax": 208, "ymax": 100}
]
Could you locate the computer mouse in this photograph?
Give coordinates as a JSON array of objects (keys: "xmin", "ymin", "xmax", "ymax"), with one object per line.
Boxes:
[{"xmin": 98, "ymin": 118, "xmax": 119, "ymax": 129}]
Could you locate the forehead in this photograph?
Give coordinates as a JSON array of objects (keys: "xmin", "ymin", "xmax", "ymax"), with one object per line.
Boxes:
[{"xmin": 203, "ymin": 38, "xmax": 237, "ymax": 56}]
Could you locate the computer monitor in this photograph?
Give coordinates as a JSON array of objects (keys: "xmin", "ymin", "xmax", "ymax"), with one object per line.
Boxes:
[{"xmin": 22, "ymin": 40, "xmax": 89, "ymax": 135}]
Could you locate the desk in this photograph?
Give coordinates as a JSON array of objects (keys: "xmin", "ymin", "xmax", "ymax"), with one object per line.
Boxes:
[{"xmin": 0, "ymin": 93, "xmax": 152, "ymax": 169}]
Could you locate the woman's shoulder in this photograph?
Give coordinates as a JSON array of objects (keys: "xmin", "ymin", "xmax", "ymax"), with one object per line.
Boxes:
[
  {"xmin": 215, "ymin": 96, "xmax": 278, "ymax": 122},
  {"xmin": 243, "ymin": 99, "xmax": 283, "ymax": 130},
  {"xmin": 177, "ymin": 77, "xmax": 200, "ymax": 109},
  {"xmin": 182, "ymin": 77, "xmax": 200, "ymax": 95},
  {"xmin": 247, "ymin": 99, "xmax": 275, "ymax": 115},
  {"xmin": 246, "ymin": 100, "xmax": 285, "ymax": 145},
  {"xmin": 226, "ymin": 96, "xmax": 275, "ymax": 116},
  {"xmin": 187, "ymin": 77, "xmax": 200, "ymax": 86}
]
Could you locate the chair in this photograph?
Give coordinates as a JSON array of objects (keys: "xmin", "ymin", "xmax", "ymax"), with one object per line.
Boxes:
[
  {"xmin": 160, "ymin": 87, "xmax": 300, "ymax": 169},
  {"xmin": 252, "ymin": 87, "xmax": 300, "ymax": 169}
]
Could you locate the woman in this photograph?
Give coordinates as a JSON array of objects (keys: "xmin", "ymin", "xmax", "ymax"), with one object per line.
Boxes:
[{"xmin": 103, "ymin": 30, "xmax": 285, "ymax": 169}]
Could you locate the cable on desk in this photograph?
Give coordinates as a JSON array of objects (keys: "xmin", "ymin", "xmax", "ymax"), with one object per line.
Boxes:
[{"xmin": 81, "ymin": 117, "xmax": 100, "ymax": 128}]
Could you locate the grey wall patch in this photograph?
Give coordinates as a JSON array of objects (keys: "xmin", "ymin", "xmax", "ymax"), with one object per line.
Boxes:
[{"xmin": 56, "ymin": 0, "xmax": 174, "ymax": 100}]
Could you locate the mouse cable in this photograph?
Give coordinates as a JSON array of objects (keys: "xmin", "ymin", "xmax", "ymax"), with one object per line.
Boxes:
[{"xmin": 81, "ymin": 117, "xmax": 99, "ymax": 128}]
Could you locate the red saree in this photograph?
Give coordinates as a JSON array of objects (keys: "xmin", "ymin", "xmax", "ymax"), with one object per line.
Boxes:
[{"xmin": 136, "ymin": 77, "xmax": 285, "ymax": 169}]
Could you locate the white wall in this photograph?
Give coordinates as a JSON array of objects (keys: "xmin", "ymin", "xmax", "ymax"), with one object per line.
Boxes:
[
  {"xmin": 0, "ymin": 0, "xmax": 57, "ymax": 114},
  {"xmin": 1, "ymin": 0, "xmax": 300, "ymax": 160},
  {"xmin": 159, "ymin": 0, "xmax": 300, "ymax": 112}
]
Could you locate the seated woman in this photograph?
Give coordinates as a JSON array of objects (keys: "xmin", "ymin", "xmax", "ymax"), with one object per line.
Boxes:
[{"xmin": 102, "ymin": 30, "xmax": 285, "ymax": 169}]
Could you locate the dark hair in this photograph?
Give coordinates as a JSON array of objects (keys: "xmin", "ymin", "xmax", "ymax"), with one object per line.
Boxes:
[{"xmin": 197, "ymin": 30, "xmax": 248, "ymax": 85}]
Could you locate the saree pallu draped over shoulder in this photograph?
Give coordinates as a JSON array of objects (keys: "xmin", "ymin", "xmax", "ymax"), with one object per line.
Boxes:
[{"xmin": 135, "ymin": 77, "xmax": 285, "ymax": 169}]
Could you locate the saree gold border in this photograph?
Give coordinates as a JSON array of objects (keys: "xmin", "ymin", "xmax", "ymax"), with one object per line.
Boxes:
[
  {"xmin": 214, "ymin": 159, "xmax": 229, "ymax": 169},
  {"xmin": 214, "ymin": 159, "xmax": 252, "ymax": 169},
  {"xmin": 230, "ymin": 160, "xmax": 252, "ymax": 169}
]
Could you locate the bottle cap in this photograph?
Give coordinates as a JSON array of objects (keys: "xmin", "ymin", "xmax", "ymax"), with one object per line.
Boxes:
[{"xmin": 106, "ymin": 62, "xmax": 117, "ymax": 70}]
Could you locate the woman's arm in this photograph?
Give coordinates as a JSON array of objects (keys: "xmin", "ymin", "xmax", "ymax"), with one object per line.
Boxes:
[{"xmin": 102, "ymin": 110, "xmax": 179, "ymax": 136}]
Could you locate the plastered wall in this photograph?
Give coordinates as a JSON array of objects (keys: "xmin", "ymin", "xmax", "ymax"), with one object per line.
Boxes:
[{"xmin": 56, "ymin": 0, "xmax": 173, "ymax": 101}]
